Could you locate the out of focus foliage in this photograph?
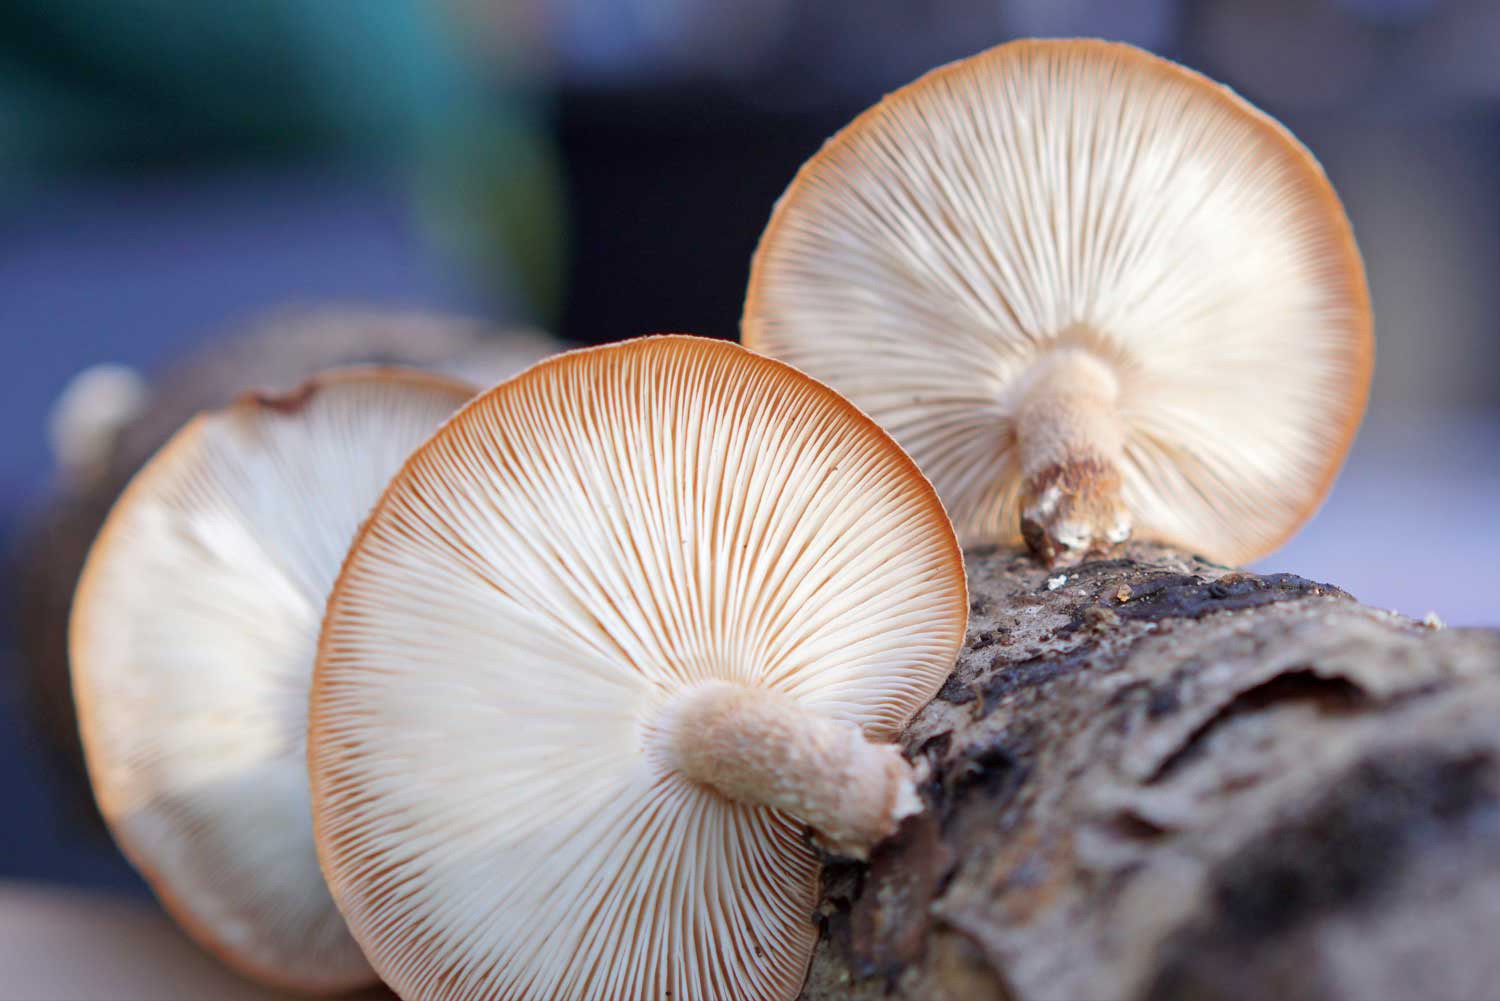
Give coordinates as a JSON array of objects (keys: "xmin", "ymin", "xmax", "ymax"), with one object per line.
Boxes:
[{"xmin": 0, "ymin": 0, "xmax": 565, "ymax": 319}]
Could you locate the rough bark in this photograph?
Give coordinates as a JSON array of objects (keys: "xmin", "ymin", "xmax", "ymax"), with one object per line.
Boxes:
[{"xmin": 803, "ymin": 543, "xmax": 1500, "ymax": 1001}]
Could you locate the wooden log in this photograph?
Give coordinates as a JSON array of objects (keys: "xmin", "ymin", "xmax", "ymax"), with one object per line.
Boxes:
[{"xmin": 804, "ymin": 544, "xmax": 1500, "ymax": 1001}]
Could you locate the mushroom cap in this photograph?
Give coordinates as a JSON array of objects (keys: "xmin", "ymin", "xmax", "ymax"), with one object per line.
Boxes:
[
  {"xmin": 743, "ymin": 38, "xmax": 1373, "ymax": 564},
  {"xmin": 70, "ymin": 367, "xmax": 475, "ymax": 993},
  {"xmin": 309, "ymin": 335, "xmax": 967, "ymax": 1001},
  {"xmin": 18, "ymin": 307, "xmax": 558, "ymax": 838}
]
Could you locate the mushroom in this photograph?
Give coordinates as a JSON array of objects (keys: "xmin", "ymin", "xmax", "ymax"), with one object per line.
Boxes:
[
  {"xmin": 308, "ymin": 335, "xmax": 967, "ymax": 1001},
  {"xmin": 15, "ymin": 305, "xmax": 561, "ymax": 843},
  {"xmin": 743, "ymin": 38, "xmax": 1373, "ymax": 566},
  {"xmin": 69, "ymin": 367, "xmax": 475, "ymax": 993}
]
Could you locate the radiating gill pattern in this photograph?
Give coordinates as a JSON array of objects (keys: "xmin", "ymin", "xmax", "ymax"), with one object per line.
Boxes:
[
  {"xmin": 745, "ymin": 40, "xmax": 1371, "ymax": 563},
  {"xmin": 311, "ymin": 336, "xmax": 967, "ymax": 1001}
]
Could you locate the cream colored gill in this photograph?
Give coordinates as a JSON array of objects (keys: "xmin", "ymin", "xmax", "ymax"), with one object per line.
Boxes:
[
  {"xmin": 69, "ymin": 368, "xmax": 473, "ymax": 992},
  {"xmin": 310, "ymin": 335, "xmax": 967, "ymax": 1001},
  {"xmin": 744, "ymin": 39, "xmax": 1372, "ymax": 563}
]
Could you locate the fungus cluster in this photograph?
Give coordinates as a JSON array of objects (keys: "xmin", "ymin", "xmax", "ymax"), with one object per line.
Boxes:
[
  {"xmin": 63, "ymin": 35, "xmax": 1373, "ymax": 1001},
  {"xmin": 744, "ymin": 38, "xmax": 1372, "ymax": 565}
]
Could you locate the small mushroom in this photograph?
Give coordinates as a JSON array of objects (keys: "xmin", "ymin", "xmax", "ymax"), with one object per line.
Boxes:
[
  {"xmin": 743, "ymin": 38, "xmax": 1373, "ymax": 566},
  {"xmin": 47, "ymin": 363, "xmax": 149, "ymax": 488},
  {"xmin": 69, "ymin": 367, "xmax": 475, "ymax": 992},
  {"xmin": 308, "ymin": 335, "xmax": 967, "ymax": 1001}
]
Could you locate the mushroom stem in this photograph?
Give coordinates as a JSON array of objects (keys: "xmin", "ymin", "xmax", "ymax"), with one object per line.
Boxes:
[
  {"xmin": 664, "ymin": 681, "xmax": 921, "ymax": 859},
  {"xmin": 1013, "ymin": 347, "xmax": 1131, "ymax": 565}
]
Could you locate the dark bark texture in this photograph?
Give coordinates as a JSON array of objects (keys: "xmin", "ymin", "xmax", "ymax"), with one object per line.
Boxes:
[{"xmin": 804, "ymin": 544, "xmax": 1500, "ymax": 1001}]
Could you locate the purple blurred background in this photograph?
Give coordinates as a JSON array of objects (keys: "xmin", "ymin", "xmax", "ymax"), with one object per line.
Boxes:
[{"xmin": 1, "ymin": 0, "xmax": 1495, "ymax": 916}]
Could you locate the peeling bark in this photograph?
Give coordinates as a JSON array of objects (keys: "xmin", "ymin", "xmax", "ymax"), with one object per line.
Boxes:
[{"xmin": 804, "ymin": 544, "xmax": 1500, "ymax": 1001}]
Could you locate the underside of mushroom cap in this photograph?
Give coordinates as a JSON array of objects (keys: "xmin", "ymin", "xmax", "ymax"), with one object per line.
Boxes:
[
  {"xmin": 70, "ymin": 368, "xmax": 474, "ymax": 993},
  {"xmin": 309, "ymin": 335, "xmax": 967, "ymax": 1001},
  {"xmin": 744, "ymin": 38, "xmax": 1373, "ymax": 565}
]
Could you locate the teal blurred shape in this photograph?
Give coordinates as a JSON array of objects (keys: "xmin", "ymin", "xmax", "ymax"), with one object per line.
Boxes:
[{"xmin": 0, "ymin": 0, "xmax": 564, "ymax": 320}]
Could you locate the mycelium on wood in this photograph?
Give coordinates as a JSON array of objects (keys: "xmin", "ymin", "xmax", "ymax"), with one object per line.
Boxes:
[{"xmin": 744, "ymin": 39, "xmax": 1373, "ymax": 566}]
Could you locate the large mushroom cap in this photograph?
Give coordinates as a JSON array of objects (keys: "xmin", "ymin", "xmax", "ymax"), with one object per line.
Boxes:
[
  {"xmin": 744, "ymin": 38, "xmax": 1373, "ymax": 565},
  {"xmin": 309, "ymin": 335, "xmax": 967, "ymax": 1001},
  {"xmin": 70, "ymin": 367, "xmax": 474, "ymax": 993}
]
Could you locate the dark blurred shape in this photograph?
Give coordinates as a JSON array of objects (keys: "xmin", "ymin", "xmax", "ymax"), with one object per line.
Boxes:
[
  {"xmin": 9, "ymin": 306, "xmax": 557, "ymax": 841},
  {"xmin": 555, "ymin": 88, "xmax": 848, "ymax": 343}
]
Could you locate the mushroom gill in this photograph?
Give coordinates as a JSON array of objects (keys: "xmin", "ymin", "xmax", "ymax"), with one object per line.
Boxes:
[
  {"xmin": 309, "ymin": 336, "xmax": 967, "ymax": 1001},
  {"xmin": 744, "ymin": 38, "xmax": 1373, "ymax": 565}
]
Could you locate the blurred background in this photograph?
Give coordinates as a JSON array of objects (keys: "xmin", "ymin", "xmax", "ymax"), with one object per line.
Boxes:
[{"xmin": 1, "ymin": 0, "xmax": 1496, "ymax": 988}]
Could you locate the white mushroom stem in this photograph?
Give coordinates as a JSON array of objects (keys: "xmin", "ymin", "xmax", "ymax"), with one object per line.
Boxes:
[
  {"xmin": 1013, "ymin": 347, "xmax": 1132, "ymax": 565},
  {"xmin": 664, "ymin": 681, "xmax": 922, "ymax": 859}
]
